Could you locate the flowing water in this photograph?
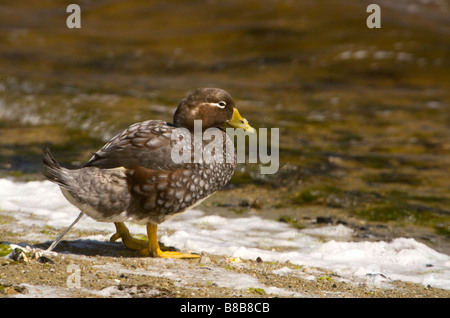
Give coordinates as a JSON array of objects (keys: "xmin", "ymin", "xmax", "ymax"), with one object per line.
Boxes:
[{"xmin": 0, "ymin": 1, "xmax": 449, "ymax": 249}]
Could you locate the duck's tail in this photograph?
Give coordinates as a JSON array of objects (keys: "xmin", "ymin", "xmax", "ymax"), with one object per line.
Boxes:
[
  {"xmin": 42, "ymin": 148, "xmax": 86, "ymax": 252},
  {"xmin": 42, "ymin": 146, "xmax": 71, "ymax": 188},
  {"xmin": 42, "ymin": 146, "xmax": 131, "ymax": 221}
]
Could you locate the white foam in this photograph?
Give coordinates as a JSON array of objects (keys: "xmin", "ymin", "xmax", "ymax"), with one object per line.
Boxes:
[{"xmin": 1, "ymin": 178, "xmax": 449, "ymax": 290}]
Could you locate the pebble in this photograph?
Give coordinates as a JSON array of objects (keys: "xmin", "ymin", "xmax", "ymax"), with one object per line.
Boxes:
[
  {"xmin": 226, "ymin": 257, "xmax": 242, "ymax": 263},
  {"xmin": 239, "ymin": 200, "xmax": 250, "ymax": 207},
  {"xmin": 239, "ymin": 198, "xmax": 263, "ymax": 209},
  {"xmin": 199, "ymin": 255, "xmax": 211, "ymax": 264},
  {"xmin": 316, "ymin": 217, "xmax": 333, "ymax": 224},
  {"xmin": 251, "ymin": 199, "xmax": 263, "ymax": 209},
  {"xmin": 14, "ymin": 285, "xmax": 27, "ymax": 293},
  {"xmin": 37, "ymin": 256, "xmax": 54, "ymax": 264},
  {"xmin": 10, "ymin": 248, "xmax": 29, "ymax": 262}
]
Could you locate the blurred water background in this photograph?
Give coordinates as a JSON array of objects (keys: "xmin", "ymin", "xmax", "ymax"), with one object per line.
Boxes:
[{"xmin": 0, "ymin": 1, "xmax": 449, "ymax": 248}]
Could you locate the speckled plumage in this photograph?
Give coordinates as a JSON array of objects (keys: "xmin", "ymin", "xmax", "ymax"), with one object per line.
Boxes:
[{"xmin": 43, "ymin": 88, "xmax": 240, "ymax": 225}]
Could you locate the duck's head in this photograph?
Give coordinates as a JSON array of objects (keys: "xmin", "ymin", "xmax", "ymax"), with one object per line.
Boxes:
[{"xmin": 173, "ymin": 88, "xmax": 255, "ymax": 133}]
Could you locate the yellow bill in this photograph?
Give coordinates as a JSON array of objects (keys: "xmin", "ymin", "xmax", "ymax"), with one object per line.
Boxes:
[{"xmin": 227, "ymin": 108, "xmax": 255, "ymax": 133}]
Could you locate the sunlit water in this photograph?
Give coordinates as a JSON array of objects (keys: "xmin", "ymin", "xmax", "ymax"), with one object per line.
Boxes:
[{"xmin": 0, "ymin": 1, "xmax": 449, "ymax": 237}]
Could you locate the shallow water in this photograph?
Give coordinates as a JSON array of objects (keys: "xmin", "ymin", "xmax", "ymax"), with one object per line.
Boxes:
[{"xmin": 0, "ymin": 1, "xmax": 449, "ymax": 236}]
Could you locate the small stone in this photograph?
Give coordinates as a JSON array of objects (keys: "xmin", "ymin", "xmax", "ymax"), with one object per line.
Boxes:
[
  {"xmin": 239, "ymin": 200, "xmax": 250, "ymax": 207},
  {"xmin": 11, "ymin": 248, "xmax": 29, "ymax": 263},
  {"xmin": 13, "ymin": 285, "xmax": 27, "ymax": 294},
  {"xmin": 199, "ymin": 256, "xmax": 211, "ymax": 264},
  {"xmin": 316, "ymin": 217, "xmax": 333, "ymax": 224},
  {"xmin": 4, "ymin": 286, "xmax": 19, "ymax": 295},
  {"xmin": 256, "ymin": 257, "xmax": 262, "ymax": 263},
  {"xmin": 226, "ymin": 257, "xmax": 242, "ymax": 263},
  {"xmin": 251, "ymin": 199, "xmax": 263, "ymax": 209},
  {"xmin": 37, "ymin": 256, "xmax": 54, "ymax": 264}
]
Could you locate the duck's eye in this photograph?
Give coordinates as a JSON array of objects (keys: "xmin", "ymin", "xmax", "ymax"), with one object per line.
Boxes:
[{"xmin": 211, "ymin": 101, "xmax": 227, "ymax": 109}]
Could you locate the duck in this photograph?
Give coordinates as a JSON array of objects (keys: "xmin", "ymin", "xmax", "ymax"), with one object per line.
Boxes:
[{"xmin": 42, "ymin": 88, "xmax": 255, "ymax": 258}]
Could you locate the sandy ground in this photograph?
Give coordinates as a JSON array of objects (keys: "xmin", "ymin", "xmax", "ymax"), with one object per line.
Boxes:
[
  {"xmin": 1, "ymin": 242, "xmax": 449, "ymax": 298},
  {"xmin": 1, "ymin": 187, "xmax": 449, "ymax": 299},
  {"xmin": 1, "ymin": 244, "xmax": 449, "ymax": 298}
]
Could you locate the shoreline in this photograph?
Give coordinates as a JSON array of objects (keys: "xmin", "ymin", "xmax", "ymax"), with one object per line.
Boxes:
[
  {"xmin": 1, "ymin": 184, "xmax": 449, "ymax": 298},
  {"xmin": 1, "ymin": 244, "xmax": 449, "ymax": 298}
]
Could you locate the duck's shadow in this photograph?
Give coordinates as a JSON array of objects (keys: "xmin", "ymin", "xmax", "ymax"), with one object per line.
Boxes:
[
  {"xmin": 34, "ymin": 239, "xmax": 178, "ymax": 258},
  {"xmin": 34, "ymin": 239, "xmax": 134, "ymax": 257}
]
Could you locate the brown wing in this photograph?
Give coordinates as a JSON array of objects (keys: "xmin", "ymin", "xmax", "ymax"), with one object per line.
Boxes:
[
  {"xmin": 85, "ymin": 120, "xmax": 186, "ymax": 171},
  {"xmin": 123, "ymin": 165, "xmax": 202, "ymax": 222},
  {"xmin": 84, "ymin": 121, "xmax": 236, "ymax": 224}
]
